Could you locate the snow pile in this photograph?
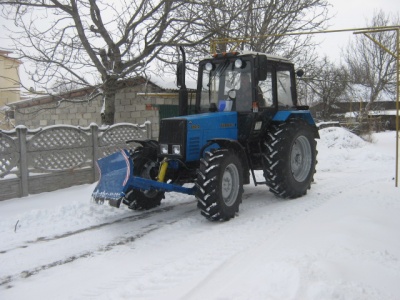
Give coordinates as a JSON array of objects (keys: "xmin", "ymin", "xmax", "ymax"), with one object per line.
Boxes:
[{"xmin": 319, "ymin": 127, "xmax": 366, "ymax": 149}]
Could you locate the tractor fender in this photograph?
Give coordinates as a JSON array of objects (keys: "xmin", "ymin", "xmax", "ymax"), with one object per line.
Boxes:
[
  {"xmin": 273, "ymin": 110, "xmax": 315, "ymax": 125},
  {"xmin": 273, "ymin": 111, "xmax": 320, "ymax": 138},
  {"xmin": 200, "ymin": 138, "xmax": 250, "ymax": 184}
]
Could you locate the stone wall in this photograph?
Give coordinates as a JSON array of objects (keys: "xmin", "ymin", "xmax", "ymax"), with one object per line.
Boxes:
[
  {"xmin": 16, "ymin": 96, "xmax": 103, "ymax": 128},
  {"xmin": 13, "ymin": 81, "xmax": 180, "ymax": 139}
]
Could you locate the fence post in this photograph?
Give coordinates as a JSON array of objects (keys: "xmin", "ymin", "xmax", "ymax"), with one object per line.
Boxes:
[
  {"xmin": 146, "ymin": 122, "xmax": 152, "ymax": 139},
  {"xmin": 91, "ymin": 123, "xmax": 99, "ymax": 182},
  {"xmin": 16, "ymin": 126, "xmax": 29, "ymax": 197}
]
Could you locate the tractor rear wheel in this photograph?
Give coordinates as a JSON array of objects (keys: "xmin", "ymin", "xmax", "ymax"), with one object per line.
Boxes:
[
  {"xmin": 123, "ymin": 150, "xmax": 164, "ymax": 210},
  {"xmin": 263, "ymin": 119, "xmax": 317, "ymax": 198},
  {"xmin": 196, "ymin": 148, "xmax": 244, "ymax": 221}
]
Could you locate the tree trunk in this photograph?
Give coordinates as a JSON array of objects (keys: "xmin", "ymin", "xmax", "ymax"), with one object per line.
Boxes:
[{"xmin": 102, "ymin": 78, "xmax": 118, "ymax": 125}]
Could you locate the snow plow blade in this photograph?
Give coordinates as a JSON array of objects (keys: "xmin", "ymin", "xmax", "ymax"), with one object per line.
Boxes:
[
  {"xmin": 92, "ymin": 149, "xmax": 196, "ymax": 208},
  {"xmin": 91, "ymin": 150, "xmax": 133, "ymax": 208}
]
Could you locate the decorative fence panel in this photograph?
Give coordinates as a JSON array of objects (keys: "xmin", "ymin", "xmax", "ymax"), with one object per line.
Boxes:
[
  {"xmin": 0, "ymin": 122, "xmax": 151, "ymax": 201},
  {"xmin": 98, "ymin": 122, "xmax": 150, "ymax": 158}
]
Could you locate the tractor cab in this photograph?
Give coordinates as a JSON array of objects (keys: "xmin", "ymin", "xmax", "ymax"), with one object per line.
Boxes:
[
  {"xmin": 196, "ymin": 51, "xmax": 300, "ymax": 115},
  {"xmin": 195, "ymin": 51, "xmax": 303, "ymax": 141}
]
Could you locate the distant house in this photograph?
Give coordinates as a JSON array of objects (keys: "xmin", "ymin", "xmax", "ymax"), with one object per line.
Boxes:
[
  {"xmin": 310, "ymin": 101, "xmax": 398, "ymax": 130},
  {"xmin": 0, "ymin": 50, "xmax": 22, "ymax": 129},
  {"xmin": 6, "ymin": 76, "xmax": 196, "ymax": 139}
]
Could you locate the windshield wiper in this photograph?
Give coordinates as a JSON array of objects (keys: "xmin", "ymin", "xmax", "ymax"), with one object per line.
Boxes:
[
  {"xmin": 209, "ymin": 59, "xmax": 230, "ymax": 85},
  {"xmin": 207, "ymin": 59, "xmax": 230, "ymax": 103}
]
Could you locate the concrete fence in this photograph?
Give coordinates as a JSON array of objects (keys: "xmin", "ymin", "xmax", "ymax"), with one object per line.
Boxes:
[{"xmin": 0, "ymin": 122, "xmax": 152, "ymax": 201}]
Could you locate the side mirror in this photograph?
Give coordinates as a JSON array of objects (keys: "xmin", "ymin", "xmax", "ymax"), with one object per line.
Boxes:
[{"xmin": 296, "ymin": 69, "xmax": 304, "ymax": 77}]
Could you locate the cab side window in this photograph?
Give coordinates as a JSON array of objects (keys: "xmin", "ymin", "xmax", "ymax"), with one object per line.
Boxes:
[
  {"xmin": 276, "ymin": 70, "xmax": 293, "ymax": 108},
  {"xmin": 258, "ymin": 71, "xmax": 273, "ymax": 107}
]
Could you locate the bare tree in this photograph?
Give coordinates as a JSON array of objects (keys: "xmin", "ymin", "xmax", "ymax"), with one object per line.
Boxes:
[
  {"xmin": 344, "ymin": 10, "xmax": 398, "ymax": 110},
  {"xmin": 158, "ymin": 0, "xmax": 331, "ymax": 78},
  {"xmin": 0, "ymin": 0, "xmax": 232, "ymax": 124},
  {"xmin": 0, "ymin": 0, "xmax": 332, "ymax": 124},
  {"xmin": 302, "ymin": 56, "xmax": 348, "ymax": 120},
  {"xmin": 201, "ymin": 0, "xmax": 330, "ymax": 58}
]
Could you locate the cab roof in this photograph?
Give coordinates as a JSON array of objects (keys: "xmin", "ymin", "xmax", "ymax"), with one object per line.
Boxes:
[{"xmin": 204, "ymin": 51, "xmax": 292, "ymax": 63}]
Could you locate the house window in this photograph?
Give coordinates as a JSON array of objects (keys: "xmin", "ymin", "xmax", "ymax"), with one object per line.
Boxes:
[{"xmin": 5, "ymin": 110, "xmax": 15, "ymax": 119}]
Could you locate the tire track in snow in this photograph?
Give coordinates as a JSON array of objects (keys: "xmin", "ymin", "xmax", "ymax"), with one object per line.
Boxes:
[
  {"xmin": 0, "ymin": 225, "xmax": 160, "ymax": 289},
  {"xmin": 0, "ymin": 202, "xmax": 198, "ymax": 289},
  {"xmin": 0, "ymin": 200, "xmax": 196, "ymax": 255}
]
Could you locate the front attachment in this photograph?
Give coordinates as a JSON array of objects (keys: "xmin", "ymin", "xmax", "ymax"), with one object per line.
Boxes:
[
  {"xmin": 92, "ymin": 149, "xmax": 196, "ymax": 209},
  {"xmin": 91, "ymin": 150, "xmax": 133, "ymax": 208}
]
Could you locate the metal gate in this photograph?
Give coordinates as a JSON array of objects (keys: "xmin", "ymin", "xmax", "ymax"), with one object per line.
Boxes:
[{"xmin": 159, "ymin": 105, "xmax": 179, "ymax": 120}]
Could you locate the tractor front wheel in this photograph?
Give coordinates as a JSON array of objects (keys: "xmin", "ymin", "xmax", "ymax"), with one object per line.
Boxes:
[{"xmin": 196, "ymin": 148, "xmax": 244, "ymax": 221}]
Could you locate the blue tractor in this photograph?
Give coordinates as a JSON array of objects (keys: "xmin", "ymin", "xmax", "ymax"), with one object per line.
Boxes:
[{"xmin": 92, "ymin": 49, "xmax": 319, "ymax": 221}]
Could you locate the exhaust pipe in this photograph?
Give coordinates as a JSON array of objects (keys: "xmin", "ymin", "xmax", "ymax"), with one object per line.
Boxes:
[{"xmin": 177, "ymin": 46, "xmax": 188, "ymax": 116}]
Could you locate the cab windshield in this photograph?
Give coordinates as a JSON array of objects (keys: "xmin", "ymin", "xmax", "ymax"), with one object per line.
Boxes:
[{"xmin": 199, "ymin": 59, "xmax": 252, "ymax": 112}]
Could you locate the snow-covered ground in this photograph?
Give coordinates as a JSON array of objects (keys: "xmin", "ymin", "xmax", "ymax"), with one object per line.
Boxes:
[{"xmin": 1, "ymin": 127, "xmax": 400, "ymax": 300}]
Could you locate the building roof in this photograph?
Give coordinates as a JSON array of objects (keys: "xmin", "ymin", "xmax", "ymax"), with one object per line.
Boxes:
[
  {"xmin": 311, "ymin": 101, "xmax": 397, "ymax": 113},
  {"xmin": 0, "ymin": 49, "xmax": 22, "ymax": 64},
  {"xmin": 7, "ymin": 86, "xmax": 96, "ymax": 109},
  {"xmin": 6, "ymin": 75, "xmax": 191, "ymax": 109},
  {"xmin": 0, "ymin": 50, "xmax": 14, "ymax": 56},
  {"xmin": 147, "ymin": 75, "xmax": 196, "ymax": 91}
]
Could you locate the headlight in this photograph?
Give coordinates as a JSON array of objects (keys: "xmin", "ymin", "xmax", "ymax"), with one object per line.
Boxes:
[
  {"xmin": 160, "ymin": 144, "xmax": 168, "ymax": 154},
  {"xmin": 205, "ymin": 62, "xmax": 214, "ymax": 71},
  {"xmin": 234, "ymin": 59, "xmax": 243, "ymax": 68},
  {"xmin": 172, "ymin": 145, "xmax": 181, "ymax": 155}
]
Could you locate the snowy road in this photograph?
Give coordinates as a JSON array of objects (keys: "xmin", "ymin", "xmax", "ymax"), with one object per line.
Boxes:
[
  {"xmin": 1, "ymin": 200, "xmax": 197, "ymax": 286},
  {"xmin": 1, "ymin": 128, "xmax": 400, "ymax": 299}
]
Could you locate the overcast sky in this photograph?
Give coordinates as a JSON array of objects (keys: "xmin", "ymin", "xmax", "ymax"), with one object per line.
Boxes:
[
  {"xmin": 316, "ymin": 0, "xmax": 399, "ymax": 61},
  {"xmin": 0, "ymin": 0, "xmax": 399, "ymax": 88}
]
